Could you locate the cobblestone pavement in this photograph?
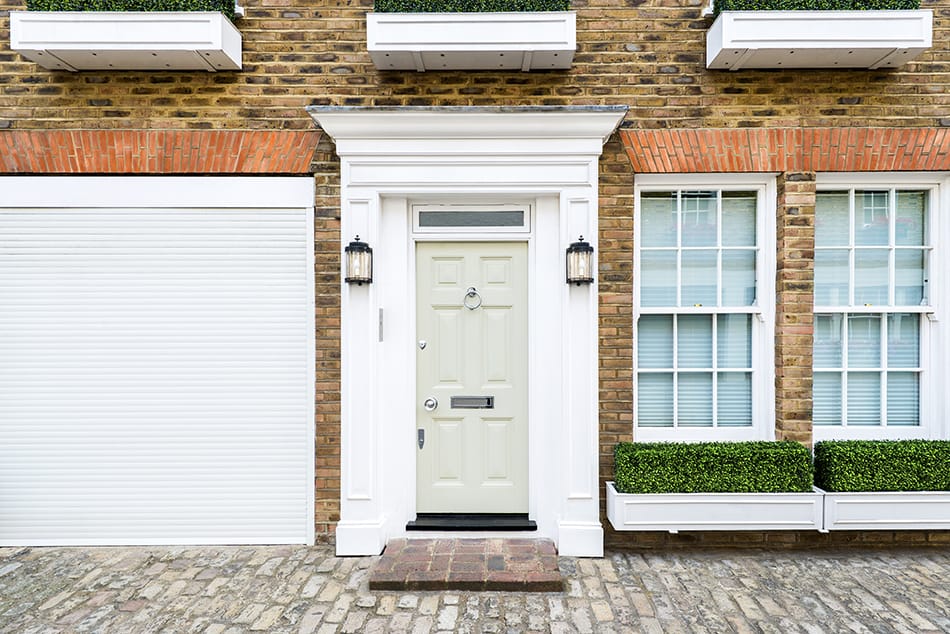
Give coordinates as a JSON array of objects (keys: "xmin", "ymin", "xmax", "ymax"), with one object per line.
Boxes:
[{"xmin": 2, "ymin": 544, "xmax": 949, "ymax": 633}]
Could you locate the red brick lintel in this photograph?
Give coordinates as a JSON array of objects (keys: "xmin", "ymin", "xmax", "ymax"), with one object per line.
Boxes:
[
  {"xmin": 620, "ymin": 128, "xmax": 950, "ymax": 174},
  {"xmin": 0, "ymin": 130, "xmax": 322, "ymax": 175}
]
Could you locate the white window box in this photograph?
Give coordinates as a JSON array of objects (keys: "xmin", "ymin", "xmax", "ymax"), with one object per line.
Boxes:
[
  {"xmin": 606, "ymin": 482, "xmax": 825, "ymax": 533},
  {"xmin": 366, "ymin": 11, "xmax": 575, "ymax": 71},
  {"xmin": 820, "ymin": 489, "xmax": 950, "ymax": 531},
  {"xmin": 9, "ymin": 11, "xmax": 242, "ymax": 72},
  {"xmin": 706, "ymin": 10, "xmax": 932, "ymax": 70}
]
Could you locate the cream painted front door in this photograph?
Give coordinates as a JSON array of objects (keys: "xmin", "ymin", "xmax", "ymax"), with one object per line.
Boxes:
[{"xmin": 416, "ymin": 242, "xmax": 528, "ymax": 514}]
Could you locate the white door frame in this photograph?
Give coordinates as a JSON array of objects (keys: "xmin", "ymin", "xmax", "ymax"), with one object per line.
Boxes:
[{"xmin": 309, "ymin": 106, "xmax": 626, "ymax": 557}]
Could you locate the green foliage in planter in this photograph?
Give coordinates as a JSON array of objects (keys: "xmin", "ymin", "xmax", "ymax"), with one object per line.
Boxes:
[
  {"xmin": 814, "ymin": 440, "xmax": 950, "ymax": 492},
  {"xmin": 374, "ymin": 0, "xmax": 570, "ymax": 13},
  {"xmin": 27, "ymin": 0, "xmax": 236, "ymax": 19},
  {"xmin": 714, "ymin": 0, "xmax": 919, "ymax": 14},
  {"xmin": 614, "ymin": 441, "xmax": 813, "ymax": 494}
]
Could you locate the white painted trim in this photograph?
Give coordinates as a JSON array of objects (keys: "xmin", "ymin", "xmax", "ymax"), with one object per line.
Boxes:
[
  {"xmin": 820, "ymin": 489, "xmax": 950, "ymax": 531},
  {"xmin": 557, "ymin": 522, "xmax": 604, "ymax": 557},
  {"xmin": 633, "ymin": 174, "xmax": 777, "ymax": 442},
  {"xmin": 0, "ymin": 176, "xmax": 314, "ymax": 208},
  {"xmin": 607, "ymin": 482, "xmax": 825, "ymax": 533},
  {"xmin": 311, "ymin": 107, "xmax": 626, "ymax": 557}
]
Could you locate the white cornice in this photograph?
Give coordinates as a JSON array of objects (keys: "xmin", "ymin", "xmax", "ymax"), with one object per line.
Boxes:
[{"xmin": 307, "ymin": 106, "xmax": 628, "ymax": 148}]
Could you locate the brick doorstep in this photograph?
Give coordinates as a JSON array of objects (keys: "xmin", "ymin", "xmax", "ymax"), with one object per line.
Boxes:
[{"xmin": 368, "ymin": 538, "xmax": 564, "ymax": 592}]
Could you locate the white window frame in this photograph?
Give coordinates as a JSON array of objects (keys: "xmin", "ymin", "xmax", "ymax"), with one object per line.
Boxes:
[
  {"xmin": 634, "ymin": 174, "xmax": 776, "ymax": 442},
  {"xmin": 412, "ymin": 202, "xmax": 531, "ymax": 233},
  {"xmin": 814, "ymin": 172, "xmax": 950, "ymax": 442}
]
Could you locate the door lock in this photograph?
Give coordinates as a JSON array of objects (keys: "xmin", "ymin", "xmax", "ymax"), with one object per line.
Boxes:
[
  {"xmin": 417, "ymin": 428, "xmax": 425, "ymax": 449},
  {"xmin": 423, "ymin": 397, "xmax": 438, "ymax": 412}
]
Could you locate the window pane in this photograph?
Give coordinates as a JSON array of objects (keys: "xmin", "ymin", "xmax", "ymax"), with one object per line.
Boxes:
[
  {"xmin": 640, "ymin": 250, "xmax": 677, "ymax": 307},
  {"xmin": 638, "ymin": 315, "xmax": 673, "ymax": 368},
  {"xmin": 856, "ymin": 191, "xmax": 889, "ymax": 246},
  {"xmin": 418, "ymin": 210, "xmax": 524, "ymax": 227},
  {"xmin": 887, "ymin": 372, "xmax": 919, "ymax": 426},
  {"xmin": 681, "ymin": 250, "xmax": 717, "ymax": 306},
  {"xmin": 847, "ymin": 372, "xmax": 881, "ymax": 426},
  {"xmin": 678, "ymin": 373, "xmax": 713, "ymax": 426},
  {"xmin": 721, "ymin": 192, "xmax": 756, "ymax": 247},
  {"xmin": 717, "ymin": 314, "xmax": 751, "ymax": 368},
  {"xmin": 677, "ymin": 315, "xmax": 712, "ymax": 368},
  {"xmin": 721, "ymin": 250, "xmax": 756, "ymax": 306},
  {"xmin": 717, "ymin": 372, "xmax": 752, "ymax": 427},
  {"xmin": 814, "ymin": 314, "xmax": 842, "ymax": 368},
  {"xmin": 641, "ymin": 192, "xmax": 677, "ymax": 248},
  {"xmin": 816, "ymin": 192, "xmax": 850, "ymax": 247},
  {"xmin": 854, "ymin": 249, "xmax": 889, "ymax": 305},
  {"xmin": 815, "ymin": 250, "xmax": 849, "ymax": 306},
  {"xmin": 637, "ymin": 373, "xmax": 673, "ymax": 427},
  {"xmin": 813, "ymin": 372, "xmax": 842, "ymax": 426},
  {"xmin": 895, "ymin": 249, "xmax": 925, "ymax": 305},
  {"xmin": 887, "ymin": 313, "xmax": 919, "ymax": 368},
  {"xmin": 681, "ymin": 192, "xmax": 717, "ymax": 247},
  {"xmin": 895, "ymin": 191, "xmax": 926, "ymax": 246},
  {"xmin": 848, "ymin": 315, "xmax": 881, "ymax": 368}
]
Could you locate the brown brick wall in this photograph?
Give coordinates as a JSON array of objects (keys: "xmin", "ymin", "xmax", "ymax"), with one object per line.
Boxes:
[
  {"xmin": 0, "ymin": 0, "xmax": 948, "ymax": 130},
  {"xmin": 774, "ymin": 172, "xmax": 816, "ymax": 446},
  {"xmin": 3, "ymin": 0, "xmax": 950, "ymax": 546}
]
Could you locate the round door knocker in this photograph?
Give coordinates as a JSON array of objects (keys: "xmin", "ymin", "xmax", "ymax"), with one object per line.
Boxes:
[{"xmin": 463, "ymin": 287, "xmax": 482, "ymax": 311}]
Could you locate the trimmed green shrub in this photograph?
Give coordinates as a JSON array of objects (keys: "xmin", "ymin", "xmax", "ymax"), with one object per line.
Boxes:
[
  {"xmin": 714, "ymin": 0, "xmax": 919, "ymax": 14},
  {"xmin": 374, "ymin": 0, "xmax": 570, "ymax": 13},
  {"xmin": 614, "ymin": 441, "xmax": 813, "ymax": 494},
  {"xmin": 814, "ymin": 440, "xmax": 950, "ymax": 492},
  {"xmin": 27, "ymin": 0, "xmax": 236, "ymax": 19}
]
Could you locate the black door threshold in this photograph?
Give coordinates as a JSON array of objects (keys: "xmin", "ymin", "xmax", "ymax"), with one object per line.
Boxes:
[{"xmin": 407, "ymin": 513, "xmax": 537, "ymax": 531}]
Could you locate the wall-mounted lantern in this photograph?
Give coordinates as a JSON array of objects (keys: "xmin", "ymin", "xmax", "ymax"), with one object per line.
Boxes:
[
  {"xmin": 344, "ymin": 235, "xmax": 373, "ymax": 285},
  {"xmin": 566, "ymin": 236, "xmax": 594, "ymax": 285}
]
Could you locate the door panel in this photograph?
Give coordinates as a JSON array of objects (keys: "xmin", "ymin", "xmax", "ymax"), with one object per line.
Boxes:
[{"xmin": 416, "ymin": 241, "xmax": 528, "ymax": 514}]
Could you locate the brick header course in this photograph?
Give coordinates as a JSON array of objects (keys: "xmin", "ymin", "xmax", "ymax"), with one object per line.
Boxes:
[
  {"xmin": 0, "ymin": 130, "xmax": 321, "ymax": 174},
  {"xmin": 621, "ymin": 128, "xmax": 950, "ymax": 173}
]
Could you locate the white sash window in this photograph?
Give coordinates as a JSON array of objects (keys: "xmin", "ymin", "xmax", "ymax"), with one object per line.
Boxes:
[
  {"xmin": 814, "ymin": 173, "xmax": 949, "ymax": 440},
  {"xmin": 634, "ymin": 175, "xmax": 775, "ymax": 441}
]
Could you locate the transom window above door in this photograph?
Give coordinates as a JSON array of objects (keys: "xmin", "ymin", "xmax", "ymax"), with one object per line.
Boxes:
[
  {"xmin": 413, "ymin": 203, "xmax": 530, "ymax": 233},
  {"xmin": 634, "ymin": 177, "xmax": 775, "ymax": 441},
  {"xmin": 813, "ymin": 176, "xmax": 945, "ymax": 441}
]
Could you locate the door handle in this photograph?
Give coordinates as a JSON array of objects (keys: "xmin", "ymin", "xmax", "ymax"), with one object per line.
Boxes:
[{"xmin": 423, "ymin": 397, "xmax": 438, "ymax": 412}]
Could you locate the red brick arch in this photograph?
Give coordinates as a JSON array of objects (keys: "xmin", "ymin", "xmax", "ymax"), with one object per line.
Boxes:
[
  {"xmin": 0, "ymin": 130, "xmax": 321, "ymax": 174},
  {"xmin": 620, "ymin": 128, "xmax": 950, "ymax": 173}
]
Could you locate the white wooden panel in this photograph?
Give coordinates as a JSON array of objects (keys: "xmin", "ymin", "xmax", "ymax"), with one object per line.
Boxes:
[
  {"xmin": 436, "ymin": 311, "xmax": 461, "ymax": 384},
  {"xmin": 483, "ymin": 309, "xmax": 511, "ymax": 384},
  {"xmin": 484, "ymin": 420, "xmax": 511, "ymax": 481},
  {"xmin": 0, "ymin": 205, "xmax": 313, "ymax": 545},
  {"xmin": 435, "ymin": 421, "xmax": 463, "ymax": 482}
]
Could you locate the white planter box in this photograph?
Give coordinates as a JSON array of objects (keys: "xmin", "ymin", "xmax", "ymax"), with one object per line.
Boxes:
[
  {"xmin": 706, "ymin": 10, "xmax": 932, "ymax": 70},
  {"xmin": 366, "ymin": 11, "xmax": 575, "ymax": 71},
  {"xmin": 606, "ymin": 481, "xmax": 825, "ymax": 533},
  {"xmin": 821, "ymin": 488, "xmax": 950, "ymax": 531},
  {"xmin": 10, "ymin": 11, "xmax": 242, "ymax": 72}
]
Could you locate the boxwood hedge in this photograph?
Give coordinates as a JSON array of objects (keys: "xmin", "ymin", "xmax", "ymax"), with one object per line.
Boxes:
[
  {"xmin": 374, "ymin": 0, "xmax": 570, "ymax": 12},
  {"xmin": 614, "ymin": 441, "xmax": 813, "ymax": 494},
  {"xmin": 814, "ymin": 440, "xmax": 950, "ymax": 492},
  {"xmin": 714, "ymin": 0, "xmax": 919, "ymax": 13},
  {"xmin": 27, "ymin": 0, "xmax": 236, "ymax": 18}
]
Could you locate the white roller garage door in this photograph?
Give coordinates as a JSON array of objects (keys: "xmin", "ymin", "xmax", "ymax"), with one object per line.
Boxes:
[{"xmin": 0, "ymin": 177, "xmax": 315, "ymax": 545}]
